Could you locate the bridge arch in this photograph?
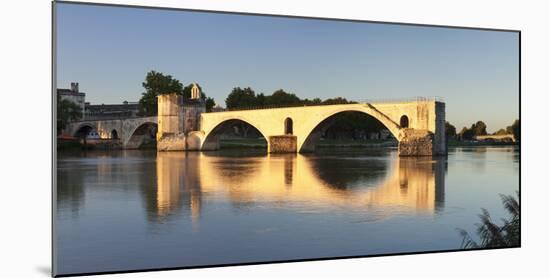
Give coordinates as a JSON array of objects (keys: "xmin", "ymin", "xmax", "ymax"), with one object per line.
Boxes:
[
  {"xmin": 202, "ymin": 118, "xmax": 269, "ymax": 151},
  {"xmin": 72, "ymin": 123, "xmax": 97, "ymax": 138},
  {"xmin": 299, "ymin": 107, "xmax": 401, "ymax": 152},
  {"xmin": 111, "ymin": 129, "xmax": 119, "ymax": 140},
  {"xmin": 124, "ymin": 121, "xmax": 157, "ymax": 149}
]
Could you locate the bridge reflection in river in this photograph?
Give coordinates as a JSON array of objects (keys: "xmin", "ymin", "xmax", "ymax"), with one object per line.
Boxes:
[
  {"xmin": 55, "ymin": 147, "xmax": 518, "ymax": 275},
  {"xmin": 150, "ymin": 151, "xmax": 446, "ymax": 223}
]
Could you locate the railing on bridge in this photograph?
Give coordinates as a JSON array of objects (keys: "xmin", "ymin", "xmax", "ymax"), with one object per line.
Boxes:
[
  {"xmin": 358, "ymin": 96, "xmax": 444, "ymax": 104},
  {"xmin": 73, "ymin": 97, "xmax": 445, "ymax": 118},
  {"xmin": 71, "ymin": 115, "xmax": 157, "ymax": 123},
  {"xmin": 206, "ymin": 96, "xmax": 444, "ymax": 113}
]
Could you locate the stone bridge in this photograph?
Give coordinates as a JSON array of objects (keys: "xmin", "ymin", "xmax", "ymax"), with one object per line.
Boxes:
[
  {"xmin": 474, "ymin": 134, "xmax": 516, "ymax": 142},
  {"xmin": 64, "ymin": 95, "xmax": 446, "ymax": 155},
  {"xmin": 157, "ymin": 94, "xmax": 447, "ymax": 156},
  {"xmin": 65, "ymin": 116, "xmax": 158, "ymax": 149}
]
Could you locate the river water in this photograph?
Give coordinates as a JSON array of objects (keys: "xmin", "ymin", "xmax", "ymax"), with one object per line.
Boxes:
[{"xmin": 55, "ymin": 146, "xmax": 519, "ymax": 275}]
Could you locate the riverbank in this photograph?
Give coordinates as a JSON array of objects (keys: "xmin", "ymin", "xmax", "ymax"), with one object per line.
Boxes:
[
  {"xmin": 218, "ymin": 138, "xmax": 398, "ymax": 149},
  {"xmin": 317, "ymin": 139, "xmax": 397, "ymax": 148},
  {"xmin": 219, "ymin": 139, "xmax": 267, "ymax": 149},
  {"xmin": 57, "ymin": 137, "xmax": 517, "ymax": 152},
  {"xmin": 447, "ymin": 139, "xmax": 518, "ymax": 147},
  {"xmin": 56, "ymin": 138, "xmax": 156, "ymax": 151}
]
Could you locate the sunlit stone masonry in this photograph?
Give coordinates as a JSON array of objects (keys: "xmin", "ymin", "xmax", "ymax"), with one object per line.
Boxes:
[
  {"xmin": 155, "ymin": 92, "xmax": 446, "ymax": 156},
  {"xmin": 156, "ymin": 91, "xmax": 205, "ymax": 151}
]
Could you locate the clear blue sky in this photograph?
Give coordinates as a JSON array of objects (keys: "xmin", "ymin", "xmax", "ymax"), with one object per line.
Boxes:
[{"xmin": 55, "ymin": 2, "xmax": 519, "ymax": 132}]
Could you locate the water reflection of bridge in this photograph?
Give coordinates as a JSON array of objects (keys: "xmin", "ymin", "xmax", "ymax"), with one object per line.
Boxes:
[{"xmin": 150, "ymin": 152, "xmax": 446, "ymax": 223}]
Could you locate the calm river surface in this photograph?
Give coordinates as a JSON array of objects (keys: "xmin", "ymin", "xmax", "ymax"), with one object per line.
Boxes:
[{"xmin": 55, "ymin": 146, "xmax": 519, "ymax": 275}]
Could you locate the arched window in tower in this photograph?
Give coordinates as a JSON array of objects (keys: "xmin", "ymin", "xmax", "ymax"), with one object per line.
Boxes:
[
  {"xmin": 285, "ymin": 117, "xmax": 293, "ymax": 135},
  {"xmin": 400, "ymin": 115, "xmax": 409, "ymax": 128}
]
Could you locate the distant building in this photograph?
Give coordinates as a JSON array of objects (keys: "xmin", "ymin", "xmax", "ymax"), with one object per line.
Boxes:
[
  {"xmin": 84, "ymin": 101, "xmax": 141, "ymax": 120},
  {"xmin": 57, "ymin": 82, "xmax": 86, "ymax": 118},
  {"xmin": 57, "ymin": 82, "xmax": 144, "ymax": 120}
]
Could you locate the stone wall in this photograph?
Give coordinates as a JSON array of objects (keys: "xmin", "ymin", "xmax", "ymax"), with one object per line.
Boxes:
[
  {"xmin": 186, "ymin": 132, "xmax": 205, "ymax": 151},
  {"xmin": 157, "ymin": 133, "xmax": 186, "ymax": 151},
  {"xmin": 398, "ymin": 129, "xmax": 434, "ymax": 156},
  {"xmin": 157, "ymin": 94, "xmax": 183, "ymax": 141},
  {"xmin": 182, "ymin": 103, "xmax": 205, "ymax": 135},
  {"xmin": 157, "ymin": 94, "xmax": 206, "ymax": 152},
  {"xmin": 64, "ymin": 116, "xmax": 157, "ymax": 149},
  {"xmin": 269, "ymin": 135, "xmax": 297, "ymax": 153}
]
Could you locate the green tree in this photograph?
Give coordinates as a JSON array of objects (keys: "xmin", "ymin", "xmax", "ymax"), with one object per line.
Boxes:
[
  {"xmin": 459, "ymin": 192, "xmax": 519, "ymax": 249},
  {"xmin": 205, "ymin": 97, "xmax": 216, "ymax": 112},
  {"xmin": 256, "ymin": 93, "xmax": 267, "ymax": 106},
  {"xmin": 225, "ymin": 87, "xmax": 258, "ymax": 109},
  {"xmin": 139, "ymin": 70, "xmax": 183, "ymax": 115},
  {"xmin": 506, "ymin": 119, "xmax": 520, "ymax": 141},
  {"xmin": 459, "ymin": 126, "xmax": 474, "ymax": 140},
  {"xmin": 472, "ymin": 121, "xmax": 488, "ymax": 136},
  {"xmin": 321, "ymin": 97, "xmax": 354, "ymax": 105},
  {"xmin": 57, "ymin": 94, "xmax": 82, "ymax": 135},
  {"xmin": 458, "ymin": 121, "xmax": 487, "ymax": 140},
  {"xmin": 303, "ymin": 97, "xmax": 322, "ymax": 105},
  {"xmin": 494, "ymin": 128, "xmax": 508, "ymax": 135},
  {"xmin": 265, "ymin": 89, "xmax": 302, "ymax": 106},
  {"xmin": 445, "ymin": 121, "xmax": 457, "ymax": 138}
]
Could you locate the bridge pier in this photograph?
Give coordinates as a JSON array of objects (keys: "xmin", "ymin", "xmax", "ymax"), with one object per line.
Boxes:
[
  {"xmin": 156, "ymin": 94, "xmax": 205, "ymax": 151},
  {"xmin": 157, "ymin": 134, "xmax": 186, "ymax": 151},
  {"xmin": 268, "ymin": 135, "xmax": 297, "ymax": 153},
  {"xmin": 200, "ymin": 135, "xmax": 220, "ymax": 151},
  {"xmin": 398, "ymin": 129, "xmax": 435, "ymax": 156}
]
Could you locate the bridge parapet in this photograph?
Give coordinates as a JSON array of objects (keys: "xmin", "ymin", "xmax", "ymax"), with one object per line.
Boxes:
[{"xmin": 207, "ymin": 96, "xmax": 444, "ymax": 113}]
